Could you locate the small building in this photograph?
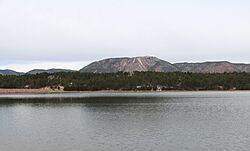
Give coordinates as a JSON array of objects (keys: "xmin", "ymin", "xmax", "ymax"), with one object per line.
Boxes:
[
  {"xmin": 156, "ymin": 85, "xmax": 162, "ymax": 92},
  {"xmin": 24, "ymin": 85, "xmax": 30, "ymax": 89},
  {"xmin": 136, "ymin": 86, "xmax": 142, "ymax": 89}
]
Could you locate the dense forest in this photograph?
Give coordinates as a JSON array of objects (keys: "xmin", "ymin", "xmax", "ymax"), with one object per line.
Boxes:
[{"xmin": 0, "ymin": 72, "xmax": 250, "ymax": 91}]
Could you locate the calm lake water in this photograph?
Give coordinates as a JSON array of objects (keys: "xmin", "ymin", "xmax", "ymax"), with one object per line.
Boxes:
[{"xmin": 1, "ymin": 92, "xmax": 250, "ymax": 151}]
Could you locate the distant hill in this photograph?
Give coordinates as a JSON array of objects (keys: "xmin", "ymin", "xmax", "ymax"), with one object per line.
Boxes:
[
  {"xmin": 0, "ymin": 70, "xmax": 24, "ymax": 76},
  {"xmin": 80, "ymin": 56, "xmax": 250, "ymax": 73},
  {"xmin": 26, "ymin": 69, "xmax": 75, "ymax": 75},
  {"xmin": 80, "ymin": 56, "xmax": 179, "ymax": 73}
]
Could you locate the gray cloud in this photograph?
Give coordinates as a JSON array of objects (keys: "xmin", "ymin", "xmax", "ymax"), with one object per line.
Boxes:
[{"xmin": 0, "ymin": 0, "xmax": 250, "ymax": 65}]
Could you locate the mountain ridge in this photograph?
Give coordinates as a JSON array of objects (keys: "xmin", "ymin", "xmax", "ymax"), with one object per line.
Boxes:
[{"xmin": 2, "ymin": 56, "xmax": 250, "ymax": 75}]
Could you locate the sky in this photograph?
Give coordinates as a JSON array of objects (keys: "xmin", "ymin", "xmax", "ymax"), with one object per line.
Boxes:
[{"xmin": 0, "ymin": 0, "xmax": 250, "ymax": 72}]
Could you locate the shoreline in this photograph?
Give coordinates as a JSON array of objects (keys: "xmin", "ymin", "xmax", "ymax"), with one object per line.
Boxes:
[
  {"xmin": 0, "ymin": 89, "xmax": 50, "ymax": 94},
  {"xmin": 0, "ymin": 88, "xmax": 249, "ymax": 94}
]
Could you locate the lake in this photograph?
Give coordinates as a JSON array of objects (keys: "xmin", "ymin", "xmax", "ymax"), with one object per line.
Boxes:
[{"xmin": 0, "ymin": 92, "xmax": 250, "ymax": 151}]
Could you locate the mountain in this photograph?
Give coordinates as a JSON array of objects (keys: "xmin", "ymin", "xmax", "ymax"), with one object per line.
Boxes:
[
  {"xmin": 80, "ymin": 56, "xmax": 179, "ymax": 73},
  {"xmin": 174, "ymin": 61, "xmax": 239, "ymax": 73},
  {"xmin": 80, "ymin": 56, "xmax": 250, "ymax": 73},
  {"xmin": 174, "ymin": 61, "xmax": 250, "ymax": 73},
  {"xmin": 0, "ymin": 70, "xmax": 24, "ymax": 76},
  {"xmin": 27, "ymin": 68, "xmax": 75, "ymax": 75}
]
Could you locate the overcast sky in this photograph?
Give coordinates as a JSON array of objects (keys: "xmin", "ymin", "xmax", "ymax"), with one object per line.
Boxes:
[{"xmin": 0, "ymin": 0, "xmax": 250, "ymax": 72}]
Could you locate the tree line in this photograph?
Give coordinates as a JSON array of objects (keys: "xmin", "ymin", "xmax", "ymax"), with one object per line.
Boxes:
[{"xmin": 0, "ymin": 71, "xmax": 250, "ymax": 91}]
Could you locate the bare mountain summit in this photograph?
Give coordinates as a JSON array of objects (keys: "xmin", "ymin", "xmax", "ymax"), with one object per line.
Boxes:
[{"xmin": 80, "ymin": 56, "xmax": 179, "ymax": 73}]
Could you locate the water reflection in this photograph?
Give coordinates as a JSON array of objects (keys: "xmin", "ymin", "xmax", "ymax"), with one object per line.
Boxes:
[{"xmin": 1, "ymin": 92, "xmax": 250, "ymax": 151}]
